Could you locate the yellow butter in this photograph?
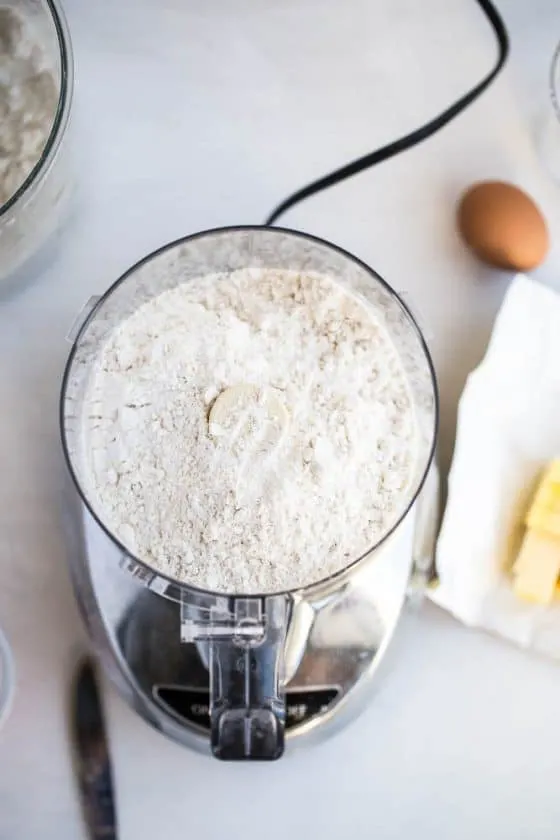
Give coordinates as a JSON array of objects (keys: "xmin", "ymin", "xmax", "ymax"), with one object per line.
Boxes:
[
  {"xmin": 512, "ymin": 530, "xmax": 560, "ymax": 605},
  {"xmin": 525, "ymin": 459, "xmax": 560, "ymax": 535}
]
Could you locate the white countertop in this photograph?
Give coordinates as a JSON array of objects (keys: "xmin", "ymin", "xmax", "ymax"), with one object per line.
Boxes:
[{"xmin": 2, "ymin": 0, "xmax": 560, "ymax": 837}]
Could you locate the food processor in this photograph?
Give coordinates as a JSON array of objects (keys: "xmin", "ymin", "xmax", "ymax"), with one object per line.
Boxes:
[{"xmin": 60, "ymin": 226, "xmax": 438, "ymax": 761}]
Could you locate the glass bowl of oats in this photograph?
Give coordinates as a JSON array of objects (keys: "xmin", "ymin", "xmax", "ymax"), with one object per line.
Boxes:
[{"xmin": 0, "ymin": 0, "xmax": 74, "ymax": 288}]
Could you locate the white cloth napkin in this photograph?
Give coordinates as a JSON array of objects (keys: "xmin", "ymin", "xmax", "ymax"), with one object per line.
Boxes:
[{"xmin": 431, "ymin": 275, "xmax": 560, "ymax": 660}]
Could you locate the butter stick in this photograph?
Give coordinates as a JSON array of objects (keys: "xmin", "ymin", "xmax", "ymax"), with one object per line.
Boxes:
[{"xmin": 512, "ymin": 530, "xmax": 560, "ymax": 605}]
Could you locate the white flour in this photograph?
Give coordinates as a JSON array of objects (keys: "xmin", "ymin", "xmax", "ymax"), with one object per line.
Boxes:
[
  {"xmin": 81, "ymin": 269, "xmax": 419, "ymax": 593},
  {"xmin": 0, "ymin": 7, "xmax": 58, "ymax": 206}
]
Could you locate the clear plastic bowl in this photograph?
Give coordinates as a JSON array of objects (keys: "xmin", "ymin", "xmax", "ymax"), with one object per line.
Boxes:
[{"xmin": 0, "ymin": 0, "xmax": 74, "ymax": 288}]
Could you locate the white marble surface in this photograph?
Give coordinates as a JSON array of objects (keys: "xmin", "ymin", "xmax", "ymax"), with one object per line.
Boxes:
[{"xmin": 1, "ymin": 0, "xmax": 560, "ymax": 837}]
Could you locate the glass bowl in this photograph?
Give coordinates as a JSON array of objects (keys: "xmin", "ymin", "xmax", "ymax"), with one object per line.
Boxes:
[{"xmin": 0, "ymin": 0, "xmax": 74, "ymax": 288}]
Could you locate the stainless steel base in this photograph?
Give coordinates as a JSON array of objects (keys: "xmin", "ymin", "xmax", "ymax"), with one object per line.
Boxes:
[{"xmin": 64, "ymin": 466, "xmax": 439, "ymax": 755}]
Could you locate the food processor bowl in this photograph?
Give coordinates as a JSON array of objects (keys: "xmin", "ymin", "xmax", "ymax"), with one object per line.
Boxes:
[
  {"xmin": 61, "ymin": 226, "xmax": 438, "ymax": 760},
  {"xmin": 0, "ymin": 0, "xmax": 74, "ymax": 288}
]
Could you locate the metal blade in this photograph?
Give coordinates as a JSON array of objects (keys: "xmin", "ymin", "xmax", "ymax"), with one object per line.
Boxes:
[{"xmin": 71, "ymin": 657, "xmax": 117, "ymax": 840}]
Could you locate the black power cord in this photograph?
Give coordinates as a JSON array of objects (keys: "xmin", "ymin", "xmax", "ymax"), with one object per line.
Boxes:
[{"xmin": 265, "ymin": 0, "xmax": 509, "ymax": 226}]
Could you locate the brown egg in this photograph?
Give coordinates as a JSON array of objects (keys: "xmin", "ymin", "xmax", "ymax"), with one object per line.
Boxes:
[{"xmin": 457, "ymin": 181, "xmax": 549, "ymax": 271}]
